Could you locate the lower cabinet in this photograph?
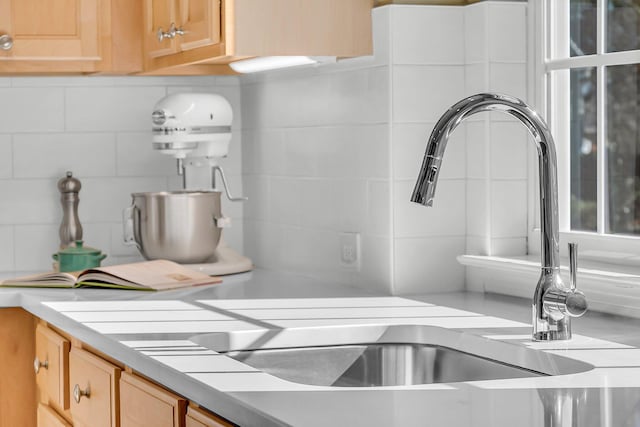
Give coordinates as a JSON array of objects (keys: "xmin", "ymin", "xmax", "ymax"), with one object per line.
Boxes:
[
  {"xmin": 22, "ymin": 315, "xmax": 238, "ymax": 427},
  {"xmin": 186, "ymin": 405, "xmax": 235, "ymax": 427},
  {"xmin": 37, "ymin": 403, "xmax": 72, "ymax": 427},
  {"xmin": 120, "ymin": 371, "xmax": 186, "ymax": 427},
  {"xmin": 69, "ymin": 347, "xmax": 121, "ymax": 427}
]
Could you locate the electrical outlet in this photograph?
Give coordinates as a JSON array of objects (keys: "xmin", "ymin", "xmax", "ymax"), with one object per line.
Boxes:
[{"xmin": 340, "ymin": 232, "xmax": 361, "ymax": 270}]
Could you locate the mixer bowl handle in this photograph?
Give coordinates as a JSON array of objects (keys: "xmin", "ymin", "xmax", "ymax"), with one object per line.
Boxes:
[{"xmin": 122, "ymin": 206, "xmax": 138, "ymax": 246}]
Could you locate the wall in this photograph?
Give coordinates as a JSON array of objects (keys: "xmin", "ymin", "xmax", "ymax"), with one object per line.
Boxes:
[
  {"xmin": 241, "ymin": 1, "xmax": 528, "ymax": 295},
  {"xmin": 0, "ymin": 76, "xmax": 243, "ymax": 277}
]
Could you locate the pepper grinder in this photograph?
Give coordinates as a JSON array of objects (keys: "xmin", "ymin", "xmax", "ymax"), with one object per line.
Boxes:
[{"xmin": 58, "ymin": 171, "xmax": 83, "ymax": 248}]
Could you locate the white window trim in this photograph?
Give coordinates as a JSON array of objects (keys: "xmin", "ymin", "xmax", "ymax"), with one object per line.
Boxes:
[
  {"xmin": 527, "ymin": 0, "xmax": 640, "ymax": 262},
  {"xmin": 463, "ymin": 1, "xmax": 640, "ymax": 319}
]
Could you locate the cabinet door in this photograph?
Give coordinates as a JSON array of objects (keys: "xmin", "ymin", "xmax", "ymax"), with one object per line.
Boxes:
[
  {"xmin": 69, "ymin": 347, "xmax": 121, "ymax": 427},
  {"xmin": 35, "ymin": 325, "xmax": 70, "ymax": 411},
  {"xmin": 177, "ymin": 0, "xmax": 221, "ymax": 51},
  {"xmin": 120, "ymin": 372, "xmax": 186, "ymax": 427},
  {"xmin": 186, "ymin": 405, "xmax": 234, "ymax": 427},
  {"xmin": 37, "ymin": 403, "xmax": 72, "ymax": 427},
  {"xmin": 144, "ymin": 0, "xmax": 179, "ymax": 58},
  {"xmin": 0, "ymin": 0, "xmax": 99, "ymax": 61}
]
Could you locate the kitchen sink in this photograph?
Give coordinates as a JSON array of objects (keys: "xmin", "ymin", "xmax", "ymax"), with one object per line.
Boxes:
[{"xmin": 190, "ymin": 324, "xmax": 593, "ymax": 387}]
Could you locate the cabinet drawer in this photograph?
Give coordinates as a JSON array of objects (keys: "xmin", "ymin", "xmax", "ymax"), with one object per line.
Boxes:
[
  {"xmin": 186, "ymin": 405, "xmax": 234, "ymax": 427},
  {"xmin": 69, "ymin": 347, "xmax": 121, "ymax": 427},
  {"xmin": 37, "ymin": 403, "xmax": 72, "ymax": 427},
  {"xmin": 120, "ymin": 372, "xmax": 186, "ymax": 427},
  {"xmin": 35, "ymin": 325, "xmax": 70, "ymax": 411}
]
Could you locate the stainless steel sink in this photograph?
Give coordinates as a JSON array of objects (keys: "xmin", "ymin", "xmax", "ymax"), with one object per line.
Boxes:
[{"xmin": 190, "ymin": 324, "xmax": 593, "ymax": 387}]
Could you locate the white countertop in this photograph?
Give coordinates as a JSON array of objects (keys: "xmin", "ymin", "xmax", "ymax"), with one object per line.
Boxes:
[{"xmin": 5, "ymin": 269, "xmax": 640, "ymax": 426}]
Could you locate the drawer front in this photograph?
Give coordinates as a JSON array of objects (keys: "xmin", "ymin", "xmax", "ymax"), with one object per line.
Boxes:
[
  {"xmin": 69, "ymin": 348, "xmax": 120, "ymax": 427},
  {"xmin": 186, "ymin": 406, "xmax": 234, "ymax": 427},
  {"xmin": 37, "ymin": 403, "xmax": 72, "ymax": 427},
  {"xmin": 120, "ymin": 372, "xmax": 185, "ymax": 427},
  {"xmin": 35, "ymin": 325, "xmax": 70, "ymax": 410}
]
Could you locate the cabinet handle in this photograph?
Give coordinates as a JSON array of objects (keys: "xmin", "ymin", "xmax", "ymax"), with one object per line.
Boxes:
[
  {"xmin": 33, "ymin": 356, "xmax": 49, "ymax": 374},
  {"xmin": 0, "ymin": 34, "xmax": 13, "ymax": 51},
  {"xmin": 156, "ymin": 23, "xmax": 184, "ymax": 42},
  {"xmin": 73, "ymin": 383, "xmax": 91, "ymax": 403}
]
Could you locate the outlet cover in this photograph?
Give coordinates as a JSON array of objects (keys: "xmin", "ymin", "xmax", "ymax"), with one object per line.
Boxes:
[{"xmin": 340, "ymin": 232, "xmax": 361, "ymax": 270}]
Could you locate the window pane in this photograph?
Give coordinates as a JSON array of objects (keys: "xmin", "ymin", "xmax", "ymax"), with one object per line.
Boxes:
[
  {"xmin": 570, "ymin": 0, "xmax": 597, "ymax": 56},
  {"xmin": 607, "ymin": 64, "xmax": 640, "ymax": 234},
  {"xmin": 607, "ymin": 0, "xmax": 640, "ymax": 53},
  {"xmin": 570, "ymin": 68, "xmax": 598, "ymax": 231}
]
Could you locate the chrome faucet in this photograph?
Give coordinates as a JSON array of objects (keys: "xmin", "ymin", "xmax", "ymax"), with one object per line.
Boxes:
[{"xmin": 411, "ymin": 93, "xmax": 587, "ymax": 341}]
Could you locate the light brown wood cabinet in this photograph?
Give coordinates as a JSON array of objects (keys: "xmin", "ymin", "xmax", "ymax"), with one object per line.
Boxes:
[
  {"xmin": 0, "ymin": 0, "xmax": 142, "ymax": 74},
  {"xmin": 19, "ymin": 318, "xmax": 238, "ymax": 427},
  {"xmin": 37, "ymin": 403, "xmax": 72, "ymax": 427},
  {"xmin": 186, "ymin": 405, "xmax": 234, "ymax": 427},
  {"xmin": 69, "ymin": 347, "xmax": 122, "ymax": 427},
  {"xmin": 120, "ymin": 371, "xmax": 186, "ymax": 427},
  {"xmin": 143, "ymin": 0, "xmax": 373, "ymax": 73},
  {"xmin": 35, "ymin": 324, "xmax": 71, "ymax": 413}
]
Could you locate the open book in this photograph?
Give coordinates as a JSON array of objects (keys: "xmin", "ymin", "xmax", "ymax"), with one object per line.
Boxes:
[{"xmin": 0, "ymin": 260, "xmax": 221, "ymax": 291}]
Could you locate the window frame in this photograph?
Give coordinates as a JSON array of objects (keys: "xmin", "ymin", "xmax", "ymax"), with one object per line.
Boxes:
[{"xmin": 528, "ymin": 0, "xmax": 640, "ymax": 263}]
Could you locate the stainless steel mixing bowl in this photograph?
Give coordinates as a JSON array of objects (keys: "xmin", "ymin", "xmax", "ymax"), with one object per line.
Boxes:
[{"xmin": 124, "ymin": 191, "xmax": 223, "ymax": 264}]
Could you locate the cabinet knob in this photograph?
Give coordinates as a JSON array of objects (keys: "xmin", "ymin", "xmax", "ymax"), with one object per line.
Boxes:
[
  {"xmin": 0, "ymin": 34, "xmax": 13, "ymax": 51},
  {"xmin": 73, "ymin": 383, "xmax": 91, "ymax": 403},
  {"xmin": 33, "ymin": 356, "xmax": 49, "ymax": 374}
]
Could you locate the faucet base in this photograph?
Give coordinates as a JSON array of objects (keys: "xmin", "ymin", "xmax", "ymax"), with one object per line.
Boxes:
[{"xmin": 533, "ymin": 330, "xmax": 572, "ymax": 341}]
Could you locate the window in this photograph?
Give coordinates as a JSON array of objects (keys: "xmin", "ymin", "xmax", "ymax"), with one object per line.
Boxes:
[{"xmin": 534, "ymin": 0, "xmax": 640, "ymax": 258}]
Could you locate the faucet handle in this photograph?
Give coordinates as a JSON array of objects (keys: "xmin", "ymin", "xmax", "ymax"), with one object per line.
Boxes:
[{"xmin": 565, "ymin": 242, "xmax": 587, "ymax": 317}]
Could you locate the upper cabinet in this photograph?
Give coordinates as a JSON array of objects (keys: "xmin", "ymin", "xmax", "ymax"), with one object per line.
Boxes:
[
  {"xmin": 0, "ymin": 0, "xmax": 372, "ymax": 75},
  {"xmin": 0, "ymin": 0, "xmax": 143, "ymax": 74},
  {"xmin": 143, "ymin": 0, "xmax": 373, "ymax": 73}
]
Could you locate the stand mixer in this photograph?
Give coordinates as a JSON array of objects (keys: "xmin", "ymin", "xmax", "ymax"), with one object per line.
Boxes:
[{"xmin": 124, "ymin": 93, "xmax": 251, "ymax": 276}]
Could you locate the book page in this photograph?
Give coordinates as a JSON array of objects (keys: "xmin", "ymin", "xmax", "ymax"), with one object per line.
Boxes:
[
  {"xmin": 77, "ymin": 259, "xmax": 221, "ymax": 290},
  {"xmin": 0, "ymin": 271, "xmax": 78, "ymax": 287}
]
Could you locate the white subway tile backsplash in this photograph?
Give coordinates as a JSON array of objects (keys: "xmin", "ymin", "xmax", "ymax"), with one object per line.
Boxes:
[
  {"xmin": 14, "ymin": 224, "xmax": 58, "ymax": 271},
  {"xmin": 392, "ymin": 65, "xmax": 465, "ymax": 123},
  {"xmin": 490, "ymin": 237, "xmax": 527, "ymax": 256},
  {"xmin": 0, "ymin": 77, "xmax": 10, "ymax": 87},
  {"xmin": 65, "ymin": 86, "xmax": 167, "ymax": 131},
  {"xmin": 268, "ymin": 177, "xmax": 302, "ymax": 226},
  {"xmin": 466, "ymin": 179, "xmax": 488, "ymax": 237},
  {"xmin": 0, "ymin": 179, "xmax": 59, "ymax": 225},
  {"xmin": 0, "ymin": 88, "xmax": 64, "ymax": 132},
  {"xmin": 327, "ymin": 66, "xmax": 390, "ymax": 125},
  {"xmin": 283, "ymin": 125, "xmax": 389, "ymax": 179},
  {"xmin": 464, "ymin": 3, "xmax": 488, "ymax": 64},
  {"xmin": 394, "ymin": 179, "xmax": 466, "ymax": 238},
  {"xmin": 490, "ymin": 121, "xmax": 528, "ymax": 179},
  {"xmin": 490, "ymin": 180, "xmax": 528, "ymax": 238},
  {"xmin": 392, "ymin": 6, "xmax": 465, "ymax": 65},
  {"xmin": 0, "ymin": 135, "xmax": 12, "ymax": 179},
  {"xmin": 297, "ymin": 179, "xmax": 368, "ymax": 232},
  {"xmin": 488, "ymin": 3, "xmax": 527, "ymax": 63},
  {"xmin": 465, "ymin": 63, "xmax": 488, "ymax": 95},
  {"xmin": 393, "ymin": 236, "xmax": 466, "ymax": 294},
  {"xmin": 13, "ymin": 133, "xmax": 116, "ymax": 178},
  {"xmin": 357, "ymin": 235, "xmax": 393, "ymax": 293},
  {"xmin": 366, "ymin": 180, "xmax": 392, "ymax": 237},
  {"xmin": 489, "ymin": 63, "xmax": 527, "ymax": 101},
  {"xmin": 465, "ymin": 121, "xmax": 488, "ymax": 179},
  {"xmin": 0, "ymin": 226, "xmax": 14, "ymax": 271},
  {"xmin": 116, "ymin": 132, "xmax": 175, "ymax": 177}
]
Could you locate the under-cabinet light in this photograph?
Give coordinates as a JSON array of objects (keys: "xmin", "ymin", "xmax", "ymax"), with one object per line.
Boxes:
[{"xmin": 229, "ymin": 56, "xmax": 334, "ymax": 73}]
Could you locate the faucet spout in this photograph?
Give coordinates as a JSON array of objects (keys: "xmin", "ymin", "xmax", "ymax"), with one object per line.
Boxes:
[{"xmin": 412, "ymin": 93, "xmax": 587, "ymax": 341}]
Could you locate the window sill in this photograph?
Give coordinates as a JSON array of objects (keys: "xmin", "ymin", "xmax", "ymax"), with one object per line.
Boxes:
[{"xmin": 458, "ymin": 254, "xmax": 640, "ymax": 319}]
